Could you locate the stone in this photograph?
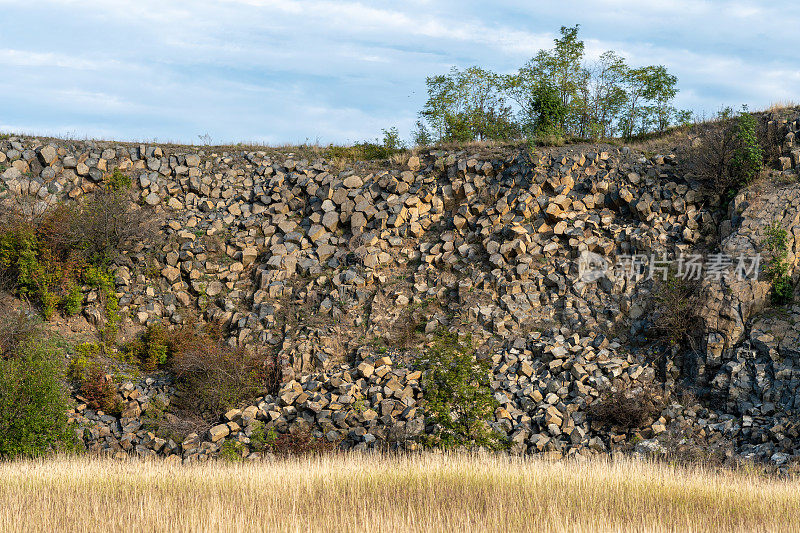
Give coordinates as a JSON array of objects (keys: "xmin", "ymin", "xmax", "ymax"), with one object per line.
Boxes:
[
  {"xmin": 241, "ymin": 247, "xmax": 259, "ymax": 268},
  {"xmin": 38, "ymin": 145, "xmax": 58, "ymax": 166},
  {"xmin": 1, "ymin": 167, "xmax": 21, "ymax": 181},
  {"xmin": 343, "ymin": 175, "xmax": 363, "ymax": 188},
  {"xmin": 209, "ymin": 424, "xmax": 230, "ymax": 443}
]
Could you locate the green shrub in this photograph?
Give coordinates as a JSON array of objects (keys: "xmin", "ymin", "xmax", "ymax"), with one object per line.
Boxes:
[
  {"xmin": 0, "ymin": 223, "xmax": 77, "ymax": 319},
  {"xmin": 413, "ymin": 331, "xmax": 500, "ymax": 448},
  {"xmin": 731, "ymin": 111, "xmax": 763, "ymax": 184},
  {"xmin": 84, "ymin": 266, "xmax": 120, "ymax": 341},
  {"xmin": 0, "ymin": 340, "xmax": 75, "ymax": 458},
  {"xmin": 59, "ymin": 283, "xmax": 83, "ymax": 316},
  {"xmin": 219, "ymin": 439, "xmax": 247, "ymax": 462},
  {"xmin": 249, "ymin": 421, "xmax": 277, "ymax": 450},
  {"xmin": 67, "ymin": 343, "xmax": 121, "ymax": 414},
  {"xmin": 692, "ymin": 108, "xmax": 763, "ymax": 200},
  {"xmin": 763, "ymin": 221, "xmax": 792, "ymax": 305},
  {"xmin": 0, "ymin": 186, "xmax": 152, "ymax": 320},
  {"xmin": 126, "ymin": 324, "xmax": 169, "ymax": 371},
  {"xmin": 107, "ymin": 169, "xmax": 132, "ymax": 191}
]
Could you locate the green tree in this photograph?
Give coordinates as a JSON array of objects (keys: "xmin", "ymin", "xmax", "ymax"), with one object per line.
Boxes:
[
  {"xmin": 531, "ymin": 82, "xmax": 568, "ymax": 139},
  {"xmin": 645, "ymin": 65, "xmax": 679, "ymax": 131},
  {"xmin": 0, "ymin": 340, "xmax": 74, "ymax": 458},
  {"xmin": 620, "ymin": 65, "xmax": 679, "ymax": 136},
  {"xmin": 504, "ymin": 25, "xmax": 587, "ymax": 135},
  {"xmin": 420, "ymin": 66, "xmax": 517, "ymax": 143},
  {"xmin": 414, "ymin": 332, "xmax": 500, "ymax": 448},
  {"xmin": 420, "ymin": 25, "xmax": 682, "ymax": 142},
  {"xmin": 587, "ymin": 51, "xmax": 629, "ymax": 138}
]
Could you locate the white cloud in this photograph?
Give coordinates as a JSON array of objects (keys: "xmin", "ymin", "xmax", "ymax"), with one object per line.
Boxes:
[
  {"xmin": 0, "ymin": 0, "xmax": 797, "ymax": 143},
  {"xmin": 0, "ymin": 49, "xmax": 115, "ymax": 70}
]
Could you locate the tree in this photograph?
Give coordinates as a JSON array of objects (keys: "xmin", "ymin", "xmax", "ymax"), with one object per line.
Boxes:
[
  {"xmin": 414, "ymin": 332, "xmax": 501, "ymax": 448},
  {"xmin": 420, "ymin": 72, "xmax": 460, "ymax": 142},
  {"xmin": 531, "ymin": 82, "xmax": 567, "ymax": 139},
  {"xmin": 420, "ymin": 67, "xmax": 517, "ymax": 143},
  {"xmin": 620, "ymin": 65, "xmax": 679, "ymax": 137},
  {"xmin": 587, "ymin": 51, "xmax": 629, "ymax": 138},
  {"xmin": 419, "ymin": 25, "xmax": 682, "ymax": 142},
  {"xmin": 645, "ymin": 65, "xmax": 679, "ymax": 131},
  {"xmin": 504, "ymin": 25, "xmax": 587, "ymax": 135},
  {"xmin": 0, "ymin": 336, "xmax": 74, "ymax": 459}
]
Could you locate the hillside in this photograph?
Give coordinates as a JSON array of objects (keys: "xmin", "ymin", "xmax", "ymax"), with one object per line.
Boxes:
[{"xmin": 2, "ymin": 108, "xmax": 800, "ymax": 468}]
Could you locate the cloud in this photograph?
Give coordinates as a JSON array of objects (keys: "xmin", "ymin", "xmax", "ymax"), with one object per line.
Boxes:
[
  {"xmin": 0, "ymin": 49, "xmax": 115, "ymax": 70},
  {"xmin": 0, "ymin": 0, "xmax": 797, "ymax": 143}
]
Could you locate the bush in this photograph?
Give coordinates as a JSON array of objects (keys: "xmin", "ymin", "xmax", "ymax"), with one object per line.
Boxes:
[
  {"xmin": 588, "ymin": 384, "xmax": 664, "ymax": 431},
  {"xmin": 0, "ymin": 338, "xmax": 74, "ymax": 458},
  {"xmin": 691, "ymin": 108, "xmax": 763, "ymax": 200},
  {"xmin": 219, "ymin": 439, "xmax": 248, "ymax": 462},
  {"xmin": 649, "ymin": 272, "xmax": 703, "ymax": 347},
  {"xmin": 0, "ymin": 309, "xmax": 40, "ymax": 359},
  {"xmin": 59, "ymin": 283, "xmax": 83, "ymax": 316},
  {"xmin": 83, "ymin": 266, "xmax": 120, "ymax": 341},
  {"xmin": 249, "ymin": 423, "xmax": 337, "ymax": 456},
  {"xmin": 731, "ymin": 112, "xmax": 763, "ymax": 184},
  {"xmin": 0, "ymin": 183, "xmax": 152, "ymax": 320},
  {"xmin": 413, "ymin": 331, "xmax": 500, "ymax": 448},
  {"xmin": 763, "ymin": 220, "xmax": 793, "ymax": 305},
  {"xmin": 126, "ymin": 324, "xmax": 170, "ymax": 372},
  {"xmin": 68, "ymin": 187, "xmax": 154, "ymax": 265},
  {"xmin": 0, "ymin": 219, "xmax": 80, "ymax": 319},
  {"xmin": 162, "ymin": 325, "xmax": 280, "ymax": 425},
  {"xmin": 67, "ymin": 343, "xmax": 121, "ymax": 414},
  {"xmin": 107, "ymin": 169, "xmax": 132, "ymax": 192}
]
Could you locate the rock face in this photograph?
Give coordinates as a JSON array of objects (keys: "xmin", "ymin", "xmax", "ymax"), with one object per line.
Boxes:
[
  {"xmin": 699, "ymin": 182, "xmax": 800, "ymax": 354},
  {"xmin": 5, "ymin": 109, "xmax": 800, "ymax": 466}
]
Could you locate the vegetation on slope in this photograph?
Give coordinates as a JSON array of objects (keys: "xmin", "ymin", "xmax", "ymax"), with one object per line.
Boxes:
[{"xmin": 0, "ymin": 311, "xmax": 74, "ymax": 459}]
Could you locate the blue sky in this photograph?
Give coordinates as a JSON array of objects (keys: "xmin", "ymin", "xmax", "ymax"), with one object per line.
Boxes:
[{"xmin": 2, "ymin": 0, "xmax": 799, "ymax": 145}]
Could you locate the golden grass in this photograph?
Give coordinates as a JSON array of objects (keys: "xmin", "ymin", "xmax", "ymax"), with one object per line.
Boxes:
[{"xmin": 0, "ymin": 453, "xmax": 798, "ymax": 532}]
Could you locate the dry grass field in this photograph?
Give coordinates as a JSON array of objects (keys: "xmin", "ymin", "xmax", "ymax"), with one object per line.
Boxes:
[{"xmin": 0, "ymin": 453, "xmax": 798, "ymax": 532}]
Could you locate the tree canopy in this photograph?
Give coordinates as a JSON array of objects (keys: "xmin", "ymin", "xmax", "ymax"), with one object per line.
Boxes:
[{"xmin": 417, "ymin": 25, "xmax": 686, "ymax": 144}]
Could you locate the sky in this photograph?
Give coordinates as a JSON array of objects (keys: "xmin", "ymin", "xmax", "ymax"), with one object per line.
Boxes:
[{"xmin": 1, "ymin": 0, "xmax": 799, "ymax": 145}]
